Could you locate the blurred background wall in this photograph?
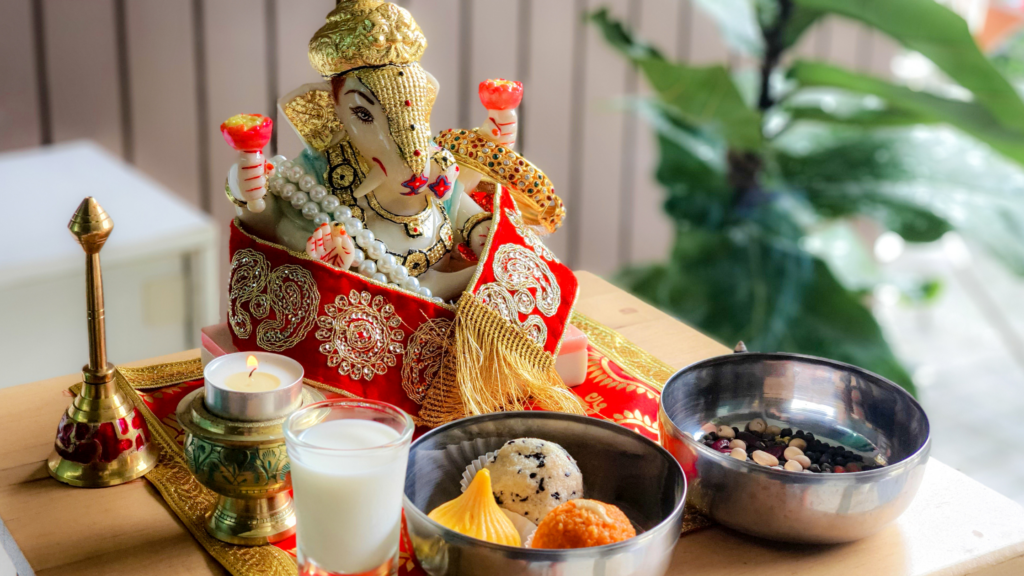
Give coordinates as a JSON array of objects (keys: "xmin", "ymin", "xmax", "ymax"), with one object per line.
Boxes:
[{"xmin": 0, "ymin": 0, "xmax": 900, "ymax": 291}]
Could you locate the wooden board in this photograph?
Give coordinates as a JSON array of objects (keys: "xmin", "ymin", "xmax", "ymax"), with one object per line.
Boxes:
[{"xmin": 2, "ymin": 272, "xmax": 1024, "ymax": 576}]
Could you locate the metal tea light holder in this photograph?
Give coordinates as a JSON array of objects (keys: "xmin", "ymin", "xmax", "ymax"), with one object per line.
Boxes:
[
  {"xmin": 176, "ymin": 362, "xmax": 326, "ymax": 546},
  {"xmin": 48, "ymin": 198, "xmax": 159, "ymax": 487}
]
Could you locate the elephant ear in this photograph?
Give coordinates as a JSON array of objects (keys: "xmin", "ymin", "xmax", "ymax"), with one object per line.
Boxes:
[{"xmin": 278, "ymin": 82, "xmax": 346, "ymax": 152}]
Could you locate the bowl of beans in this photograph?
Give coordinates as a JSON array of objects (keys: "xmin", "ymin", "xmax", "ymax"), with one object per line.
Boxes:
[{"xmin": 659, "ymin": 350, "xmax": 930, "ymax": 544}]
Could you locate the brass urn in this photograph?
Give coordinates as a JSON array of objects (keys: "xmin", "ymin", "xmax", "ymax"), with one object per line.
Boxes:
[{"xmin": 176, "ymin": 386, "xmax": 325, "ymax": 545}]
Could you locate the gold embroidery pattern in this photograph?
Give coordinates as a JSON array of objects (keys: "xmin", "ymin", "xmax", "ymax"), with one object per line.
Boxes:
[
  {"xmin": 475, "ymin": 284, "xmax": 546, "ymax": 347},
  {"xmin": 401, "ymin": 317, "xmax": 452, "ymax": 403},
  {"xmin": 118, "ymin": 358, "xmax": 203, "ymax": 390},
  {"xmin": 505, "ymin": 207, "xmax": 558, "ymax": 263},
  {"xmin": 228, "ymin": 248, "xmax": 269, "ymax": 339},
  {"xmin": 316, "ymin": 290, "xmax": 406, "ymax": 380},
  {"xmin": 324, "ymin": 139, "xmax": 368, "ymax": 220},
  {"xmin": 228, "ymin": 249, "xmax": 321, "ymax": 351},
  {"xmin": 282, "ymin": 89, "xmax": 342, "ymax": 151},
  {"xmin": 582, "ymin": 392, "xmax": 608, "ymax": 415},
  {"xmin": 587, "ymin": 355, "xmax": 659, "ymax": 401},
  {"xmin": 475, "ymin": 243, "xmax": 560, "ymax": 347},
  {"xmin": 493, "ymin": 244, "xmax": 560, "ymax": 317},
  {"xmin": 613, "ymin": 408, "xmax": 660, "ymax": 440}
]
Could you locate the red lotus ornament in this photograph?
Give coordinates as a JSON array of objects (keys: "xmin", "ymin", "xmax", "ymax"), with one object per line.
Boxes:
[
  {"xmin": 220, "ymin": 113, "xmax": 274, "ymax": 152},
  {"xmin": 478, "ymin": 79, "xmax": 523, "ymax": 111}
]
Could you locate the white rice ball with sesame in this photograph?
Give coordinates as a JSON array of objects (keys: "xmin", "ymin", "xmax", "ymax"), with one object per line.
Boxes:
[{"xmin": 484, "ymin": 437, "xmax": 583, "ymax": 524}]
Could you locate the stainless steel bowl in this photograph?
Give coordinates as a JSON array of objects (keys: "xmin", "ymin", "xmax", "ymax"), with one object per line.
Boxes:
[
  {"xmin": 659, "ymin": 351, "xmax": 930, "ymax": 544},
  {"xmin": 404, "ymin": 412, "xmax": 686, "ymax": 576}
]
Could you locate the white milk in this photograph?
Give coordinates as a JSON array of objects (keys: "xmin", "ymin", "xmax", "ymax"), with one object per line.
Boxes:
[{"xmin": 289, "ymin": 419, "xmax": 408, "ymax": 574}]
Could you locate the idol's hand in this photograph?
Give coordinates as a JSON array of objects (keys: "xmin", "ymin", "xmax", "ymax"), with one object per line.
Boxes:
[
  {"xmin": 306, "ymin": 222, "xmax": 356, "ymax": 269},
  {"xmin": 238, "ymin": 151, "xmax": 268, "ymax": 212},
  {"xmin": 468, "ymin": 221, "xmax": 491, "ymax": 258}
]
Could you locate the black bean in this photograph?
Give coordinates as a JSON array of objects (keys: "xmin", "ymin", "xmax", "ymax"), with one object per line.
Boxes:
[
  {"xmin": 780, "ymin": 428, "xmax": 793, "ymax": 437},
  {"xmin": 834, "ymin": 457, "xmax": 847, "ymax": 466},
  {"xmin": 706, "ymin": 431, "xmax": 718, "ymax": 441},
  {"xmin": 809, "ymin": 464, "xmax": 821, "ymax": 473},
  {"xmin": 732, "ymin": 426, "xmax": 741, "ymax": 436}
]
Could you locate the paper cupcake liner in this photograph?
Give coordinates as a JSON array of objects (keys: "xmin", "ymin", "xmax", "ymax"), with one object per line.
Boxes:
[{"xmin": 460, "ymin": 450, "xmax": 498, "ymax": 493}]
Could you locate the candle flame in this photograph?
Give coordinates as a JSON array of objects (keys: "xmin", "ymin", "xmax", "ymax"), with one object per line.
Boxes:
[{"xmin": 247, "ymin": 355, "xmax": 258, "ymax": 378}]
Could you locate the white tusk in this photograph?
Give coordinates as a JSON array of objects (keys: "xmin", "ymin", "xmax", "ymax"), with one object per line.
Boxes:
[{"xmin": 353, "ymin": 165, "xmax": 387, "ymax": 198}]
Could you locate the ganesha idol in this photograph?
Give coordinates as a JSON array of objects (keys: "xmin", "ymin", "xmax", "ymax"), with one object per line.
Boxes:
[{"xmin": 222, "ymin": 0, "xmax": 584, "ymax": 427}]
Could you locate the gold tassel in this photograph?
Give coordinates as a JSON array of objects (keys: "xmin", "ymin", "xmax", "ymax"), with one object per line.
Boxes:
[{"xmin": 448, "ymin": 292, "xmax": 585, "ymax": 418}]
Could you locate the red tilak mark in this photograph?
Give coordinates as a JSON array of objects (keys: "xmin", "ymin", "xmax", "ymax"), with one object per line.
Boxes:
[
  {"xmin": 241, "ymin": 163, "xmax": 262, "ymax": 170},
  {"xmin": 243, "ymin": 174, "xmax": 262, "ymax": 181},
  {"xmin": 413, "ymin": 150, "xmax": 421, "ymax": 156},
  {"xmin": 266, "ymin": 162, "xmax": 274, "ymax": 172},
  {"xmin": 372, "ymin": 157, "xmax": 387, "ymax": 176},
  {"xmin": 404, "ymin": 100, "xmax": 411, "ymax": 107},
  {"xmin": 245, "ymin": 185, "xmax": 263, "ymax": 192}
]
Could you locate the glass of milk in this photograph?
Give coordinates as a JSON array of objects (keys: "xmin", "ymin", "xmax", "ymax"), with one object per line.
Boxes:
[{"xmin": 284, "ymin": 399, "xmax": 414, "ymax": 575}]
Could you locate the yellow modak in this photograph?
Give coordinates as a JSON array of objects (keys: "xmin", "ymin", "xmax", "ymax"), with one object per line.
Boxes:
[{"xmin": 428, "ymin": 468, "xmax": 522, "ymax": 547}]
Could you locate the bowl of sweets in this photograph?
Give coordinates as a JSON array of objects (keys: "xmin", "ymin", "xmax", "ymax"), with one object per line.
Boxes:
[
  {"xmin": 659, "ymin": 350, "xmax": 931, "ymax": 544},
  {"xmin": 403, "ymin": 411, "xmax": 686, "ymax": 576}
]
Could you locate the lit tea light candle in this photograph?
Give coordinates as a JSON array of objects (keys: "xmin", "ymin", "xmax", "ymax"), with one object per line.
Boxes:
[
  {"xmin": 204, "ymin": 352, "xmax": 304, "ymax": 421},
  {"xmin": 224, "ymin": 355, "xmax": 282, "ymax": 392}
]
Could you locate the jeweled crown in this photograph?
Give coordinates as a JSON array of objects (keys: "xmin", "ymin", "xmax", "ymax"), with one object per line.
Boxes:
[{"xmin": 308, "ymin": 0, "xmax": 427, "ymax": 78}]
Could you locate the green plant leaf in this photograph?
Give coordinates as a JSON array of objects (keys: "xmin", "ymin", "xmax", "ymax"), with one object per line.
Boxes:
[
  {"xmin": 618, "ymin": 227, "xmax": 916, "ymax": 394},
  {"xmin": 791, "ymin": 0, "xmax": 1024, "ymax": 132},
  {"xmin": 590, "ymin": 9, "xmax": 763, "ymax": 151},
  {"xmin": 776, "ymin": 123, "xmax": 1024, "ymax": 274},
  {"xmin": 773, "ymin": 132, "xmax": 952, "ymax": 242},
  {"xmin": 788, "ymin": 62, "xmax": 1024, "ymax": 167},
  {"xmin": 784, "ymin": 103, "xmax": 935, "ymax": 128},
  {"xmin": 691, "ymin": 0, "xmax": 764, "ymax": 56}
]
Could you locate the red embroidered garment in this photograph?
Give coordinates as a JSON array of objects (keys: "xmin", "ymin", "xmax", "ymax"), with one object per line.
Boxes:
[{"xmin": 228, "ymin": 187, "xmax": 579, "ymax": 425}]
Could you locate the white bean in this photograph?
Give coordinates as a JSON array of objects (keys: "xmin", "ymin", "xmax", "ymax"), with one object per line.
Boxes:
[
  {"xmin": 788, "ymin": 438, "xmax": 808, "ymax": 450},
  {"xmin": 747, "ymin": 418, "xmax": 767, "ymax": 434},
  {"xmin": 793, "ymin": 455, "xmax": 812, "ymax": 469},
  {"xmin": 751, "ymin": 450, "xmax": 779, "ymax": 467},
  {"xmin": 784, "ymin": 446, "xmax": 804, "ymax": 460},
  {"xmin": 729, "ymin": 439, "xmax": 746, "ymax": 450},
  {"xmin": 765, "ymin": 425, "xmax": 782, "ymax": 436},
  {"xmin": 784, "ymin": 460, "xmax": 803, "ymax": 472},
  {"xmin": 717, "ymin": 425, "xmax": 736, "ymax": 439},
  {"xmin": 730, "ymin": 448, "xmax": 747, "ymax": 460}
]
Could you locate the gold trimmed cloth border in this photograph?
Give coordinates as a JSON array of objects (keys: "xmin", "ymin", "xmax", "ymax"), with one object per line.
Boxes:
[{"xmin": 570, "ymin": 311, "xmax": 677, "ymax": 392}]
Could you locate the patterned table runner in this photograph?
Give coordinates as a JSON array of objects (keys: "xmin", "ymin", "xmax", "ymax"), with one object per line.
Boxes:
[{"xmin": 99, "ymin": 312, "xmax": 710, "ymax": 576}]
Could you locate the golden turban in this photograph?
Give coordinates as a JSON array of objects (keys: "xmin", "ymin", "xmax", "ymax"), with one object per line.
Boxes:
[{"xmin": 309, "ymin": 0, "xmax": 427, "ymax": 78}]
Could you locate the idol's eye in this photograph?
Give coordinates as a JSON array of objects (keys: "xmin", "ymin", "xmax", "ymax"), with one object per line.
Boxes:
[{"xmin": 350, "ymin": 106, "xmax": 374, "ymax": 124}]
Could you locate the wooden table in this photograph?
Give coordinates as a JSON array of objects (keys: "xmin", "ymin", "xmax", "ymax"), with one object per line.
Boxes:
[{"xmin": 2, "ymin": 272, "xmax": 1024, "ymax": 576}]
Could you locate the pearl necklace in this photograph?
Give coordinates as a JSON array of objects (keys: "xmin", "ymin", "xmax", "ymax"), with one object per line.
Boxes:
[{"xmin": 265, "ymin": 156, "xmax": 443, "ymax": 304}]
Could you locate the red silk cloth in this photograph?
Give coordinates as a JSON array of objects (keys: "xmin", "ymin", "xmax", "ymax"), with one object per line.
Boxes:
[
  {"xmin": 139, "ymin": 343, "xmax": 662, "ymax": 575},
  {"xmin": 228, "ymin": 188, "xmax": 579, "ymax": 424}
]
